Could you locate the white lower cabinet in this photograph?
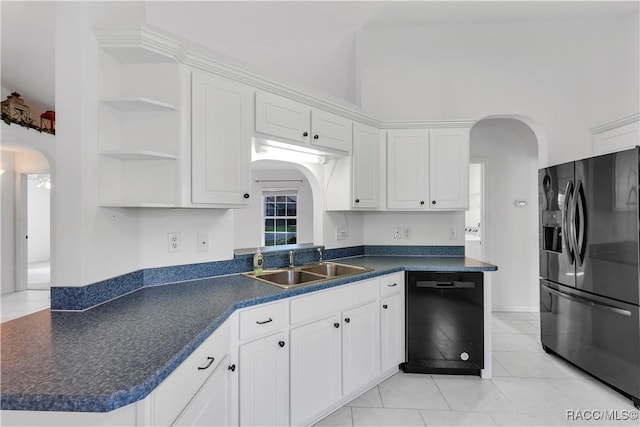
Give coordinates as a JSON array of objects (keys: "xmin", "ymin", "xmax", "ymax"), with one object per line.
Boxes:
[
  {"xmin": 381, "ymin": 293, "xmax": 404, "ymax": 373},
  {"xmin": 342, "ymin": 300, "xmax": 381, "ymax": 396},
  {"xmin": 238, "ymin": 332, "xmax": 289, "ymax": 427},
  {"xmin": 289, "ymin": 314, "xmax": 342, "ymax": 426},
  {"xmin": 153, "ymin": 322, "xmax": 231, "ymax": 427},
  {"xmin": 173, "ymin": 355, "xmax": 234, "ymax": 427},
  {"xmin": 380, "ymin": 272, "xmax": 405, "ymax": 374}
]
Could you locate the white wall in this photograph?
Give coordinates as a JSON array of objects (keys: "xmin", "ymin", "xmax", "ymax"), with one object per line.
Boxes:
[
  {"xmin": 233, "ymin": 166, "xmax": 314, "ymax": 250},
  {"xmin": 145, "ymin": 2, "xmax": 358, "ymax": 103},
  {"xmin": 356, "ymin": 15, "xmax": 639, "ymax": 167},
  {"xmin": 471, "ymin": 119, "xmax": 539, "ymax": 312},
  {"xmin": 54, "ymin": 2, "xmax": 146, "ymax": 286},
  {"xmin": 363, "ymin": 211, "xmax": 464, "ymax": 246}
]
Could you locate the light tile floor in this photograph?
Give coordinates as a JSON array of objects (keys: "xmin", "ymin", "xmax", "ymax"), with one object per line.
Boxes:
[
  {"xmin": 1, "ymin": 290, "xmax": 50, "ymax": 322},
  {"xmin": 315, "ymin": 312, "xmax": 640, "ymax": 427}
]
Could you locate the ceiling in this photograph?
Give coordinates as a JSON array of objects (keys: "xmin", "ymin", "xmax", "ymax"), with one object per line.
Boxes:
[{"xmin": 2, "ymin": 1, "xmax": 638, "ymax": 111}]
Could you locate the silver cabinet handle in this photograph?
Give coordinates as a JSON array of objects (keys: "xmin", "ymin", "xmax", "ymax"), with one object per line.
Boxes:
[{"xmin": 256, "ymin": 318, "xmax": 273, "ymax": 325}]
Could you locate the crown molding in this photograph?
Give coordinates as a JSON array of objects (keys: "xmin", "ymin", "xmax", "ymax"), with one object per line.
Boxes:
[
  {"xmin": 93, "ymin": 25, "xmax": 478, "ymax": 131},
  {"xmin": 379, "ymin": 119, "xmax": 477, "ymax": 129},
  {"xmin": 589, "ymin": 112, "xmax": 640, "ymax": 134}
]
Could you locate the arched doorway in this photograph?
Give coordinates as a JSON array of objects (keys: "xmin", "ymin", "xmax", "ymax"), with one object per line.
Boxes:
[
  {"xmin": 470, "ymin": 117, "xmax": 542, "ymax": 312},
  {"xmin": 1, "ymin": 144, "xmax": 53, "ymax": 321}
]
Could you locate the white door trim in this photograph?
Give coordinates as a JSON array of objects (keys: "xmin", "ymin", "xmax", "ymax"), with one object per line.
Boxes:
[
  {"xmin": 469, "ymin": 158, "xmax": 489, "ymax": 262},
  {"xmin": 15, "ymin": 173, "xmax": 28, "ymax": 292}
]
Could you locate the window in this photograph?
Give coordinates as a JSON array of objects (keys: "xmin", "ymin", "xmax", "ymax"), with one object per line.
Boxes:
[{"xmin": 264, "ymin": 193, "xmax": 297, "ymax": 246}]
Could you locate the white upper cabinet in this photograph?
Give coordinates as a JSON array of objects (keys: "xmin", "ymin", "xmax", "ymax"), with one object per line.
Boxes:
[
  {"xmin": 255, "ymin": 91, "xmax": 310, "ymax": 144},
  {"xmin": 310, "ymin": 108, "xmax": 353, "ymax": 152},
  {"xmin": 387, "ymin": 128, "xmax": 470, "ymax": 211},
  {"xmin": 387, "ymin": 129, "xmax": 430, "ymax": 209},
  {"xmin": 352, "ymin": 123, "xmax": 380, "ymax": 209},
  {"xmin": 255, "ymin": 90, "xmax": 352, "ymax": 154},
  {"xmin": 325, "ymin": 122, "xmax": 380, "ymax": 211},
  {"xmin": 191, "ymin": 70, "xmax": 252, "ymax": 206},
  {"xmin": 429, "ymin": 128, "xmax": 470, "ymax": 210}
]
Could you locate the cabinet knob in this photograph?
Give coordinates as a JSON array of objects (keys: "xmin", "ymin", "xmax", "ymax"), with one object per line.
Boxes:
[
  {"xmin": 243, "ymin": 193, "xmax": 250, "ymax": 199},
  {"xmin": 313, "ymin": 134, "xmax": 319, "ymax": 140},
  {"xmin": 344, "ymin": 318, "xmax": 350, "ymax": 323},
  {"xmin": 303, "ymin": 131, "xmax": 308, "ymax": 137},
  {"xmin": 278, "ymin": 340, "xmax": 285, "ymax": 348},
  {"xmin": 432, "ymin": 200, "xmax": 436, "ymax": 205},
  {"xmin": 334, "ymin": 322, "xmax": 340, "ymax": 328},
  {"xmin": 355, "ymin": 199, "xmax": 360, "ymax": 203},
  {"xmin": 383, "ymin": 304, "xmax": 388, "ymax": 309},
  {"xmin": 228, "ymin": 364, "xmax": 236, "ymax": 372},
  {"xmin": 420, "ymin": 201, "xmax": 425, "ymax": 205}
]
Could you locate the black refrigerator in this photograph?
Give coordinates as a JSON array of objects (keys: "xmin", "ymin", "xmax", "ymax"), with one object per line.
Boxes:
[{"xmin": 539, "ymin": 146, "xmax": 640, "ymax": 409}]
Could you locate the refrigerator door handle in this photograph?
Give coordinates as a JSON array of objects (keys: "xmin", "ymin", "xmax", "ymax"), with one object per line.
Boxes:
[
  {"xmin": 546, "ymin": 286, "xmax": 632, "ymax": 317},
  {"xmin": 562, "ymin": 181, "xmax": 575, "ymax": 264},
  {"xmin": 574, "ymin": 181, "xmax": 587, "ymax": 266}
]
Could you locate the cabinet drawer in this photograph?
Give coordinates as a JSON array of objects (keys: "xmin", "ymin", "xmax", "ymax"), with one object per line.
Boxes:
[
  {"xmin": 290, "ymin": 279, "xmax": 378, "ymax": 325},
  {"xmin": 380, "ymin": 272, "xmax": 404, "ymax": 297},
  {"xmin": 154, "ymin": 321, "xmax": 230, "ymax": 426},
  {"xmin": 239, "ymin": 301, "xmax": 286, "ymax": 341}
]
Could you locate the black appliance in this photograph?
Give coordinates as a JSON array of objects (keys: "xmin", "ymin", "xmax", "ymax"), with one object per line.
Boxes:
[
  {"xmin": 539, "ymin": 146, "xmax": 640, "ymax": 408},
  {"xmin": 403, "ymin": 271, "xmax": 483, "ymax": 375}
]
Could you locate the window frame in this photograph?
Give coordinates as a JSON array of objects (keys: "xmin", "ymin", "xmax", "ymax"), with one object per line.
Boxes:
[{"xmin": 262, "ymin": 190, "xmax": 298, "ymax": 247}]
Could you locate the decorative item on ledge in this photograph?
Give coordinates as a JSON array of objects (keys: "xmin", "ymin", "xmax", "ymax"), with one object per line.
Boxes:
[
  {"xmin": 40, "ymin": 110, "xmax": 55, "ymax": 134},
  {"xmin": 1, "ymin": 92, "xmax": 55, "ymax": 134}
]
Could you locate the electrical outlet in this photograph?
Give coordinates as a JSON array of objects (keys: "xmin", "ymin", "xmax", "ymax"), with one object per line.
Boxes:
[
  {"xmin": 449, "ymin": 227, "xmax": 457, "ymax": 240},
  {"xmin": 197, "ymin": 233, "xmax": 209, "ymax": 252},
  {"xmin": 336, "ymin": 227, "xmax": 348, "ymax": 240},
  {"xmin": 403, "ymin": 227, "xmax": 411, "ymax": 239},
  {"xmin": 393, "ymin": 226, "xmax": 402, "ymax": 239},
  {"xmin": 168, "ymin": 232, "xmax": 181, "ymax": 252}
]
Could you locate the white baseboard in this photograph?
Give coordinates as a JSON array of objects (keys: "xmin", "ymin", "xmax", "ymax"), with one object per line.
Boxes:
[{"xmin": 492, "ymin": 306, "xmax": 538, "ymax": 313}]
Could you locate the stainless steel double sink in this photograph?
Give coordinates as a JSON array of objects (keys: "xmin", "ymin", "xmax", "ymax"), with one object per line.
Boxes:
[{"xmin": 243, "ymin": 262, "xmax": 373, "ymax": 289}]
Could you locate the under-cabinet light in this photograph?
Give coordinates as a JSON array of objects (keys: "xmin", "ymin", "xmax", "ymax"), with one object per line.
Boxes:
[{"xmin": 256, "ymin": 143, "xmax": 327, "ymax": 164}]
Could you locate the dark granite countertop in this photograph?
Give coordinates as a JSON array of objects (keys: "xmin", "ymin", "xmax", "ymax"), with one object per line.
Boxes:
[{"xmin": 0, "ymin": 256, "xmax": 496, "ymax": 413}]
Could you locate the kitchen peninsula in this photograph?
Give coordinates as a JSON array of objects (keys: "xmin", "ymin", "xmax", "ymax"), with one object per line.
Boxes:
[{"xmin": 1, "ymin": 250, "xmax": 496, "ymax": 426}]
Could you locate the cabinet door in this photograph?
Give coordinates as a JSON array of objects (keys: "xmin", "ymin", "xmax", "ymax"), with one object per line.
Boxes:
[
  {"xmin": 387, "ymin": 130, "xmax": 429, "ymax": 209},
  {"xmin": 381, "ymin": 294, "xmax": 404, "ymax": 373},
  {"xmin": 174, "ymin": 356, "xmax": 233, "ymax": 427},
  {"xmin": 255, "ymin": 91, "xmax": 310, "ymax": 144},
  {"xmin": 191, "ymin": 70, "xmax": 252, "ymax": 205},
  {"xmin": 429, "ymin": 128, "xmax": 469, "ymax": 210},
  {"xmin": 342, "ymin": 300, "xmax": 381, "ymax": 396},
  {"xmin": 352, "ymin": 123, "xmax": 380, "ymax": 209},
  {"xmin": 290, "ymin": 315, "xmax": 342, "ymax": 426},
  {"xmin": 239, "ymin": 333, "xmax": 289, "ymax": 427},
  {"xmin": 310, "ymin": 109, "xmax": 352, "ymax": 153}
]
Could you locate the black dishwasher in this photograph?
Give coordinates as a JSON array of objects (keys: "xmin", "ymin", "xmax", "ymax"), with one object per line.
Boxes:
[{"xmin": 402, "ymin": 271, "xmax": 484, "ymax": 375}]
